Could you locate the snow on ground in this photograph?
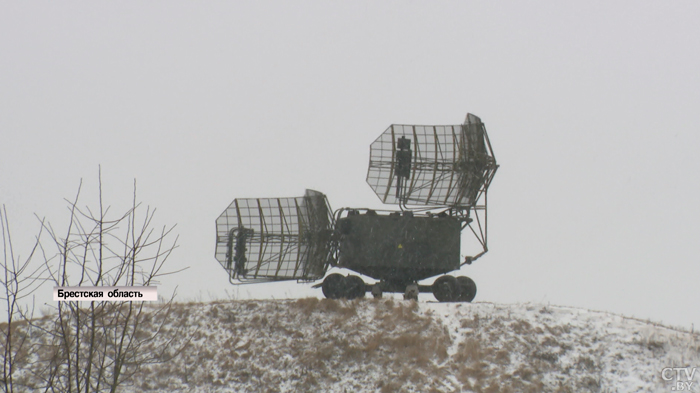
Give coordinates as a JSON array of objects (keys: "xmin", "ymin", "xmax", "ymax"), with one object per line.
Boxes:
[
  {"xmin": 8, "ymin": 298, "xmax": 700, "ymax": 392},
  {"xmin": 127, "ymin": 298, "xmax": 699, "ymax": 393},
  {"xmin": 431, "ymin": 302, "xmax": 700, "ymax": 393}
]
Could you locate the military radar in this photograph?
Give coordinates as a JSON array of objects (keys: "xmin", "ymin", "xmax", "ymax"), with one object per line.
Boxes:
[{"xmin": 215, "ymin": 113, "xmax": 498, "ymax": 302}]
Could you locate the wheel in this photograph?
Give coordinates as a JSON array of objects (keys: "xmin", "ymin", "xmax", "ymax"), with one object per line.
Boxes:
[
  {"xmin": 345, "ymin": 275, "xmax": 366, "ymax": 299},
  {"xmin": 322, "ymin": 273, "xmax": 346, "ymax": 299},
  {"xmin": 456, "ymin": 276, "xmax": 477, "ymax": 302},
  {"xmin": 432, "ymin": 275, "xmax": 458, "ymax": 302}
]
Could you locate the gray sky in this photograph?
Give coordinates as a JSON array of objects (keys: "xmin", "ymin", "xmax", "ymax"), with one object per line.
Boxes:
[{"xmin": 2, "ymin": 1, "xmax": 699, "ymax": 328}]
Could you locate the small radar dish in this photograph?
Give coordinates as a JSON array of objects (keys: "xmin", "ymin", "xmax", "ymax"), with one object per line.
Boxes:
[
  {"xmin": 214, "ymin": 190, "xmax": 334, "ymax": 283},
  {"xmin": 366, "ymin": 113, "xmax": 498, "ymax": 209}
]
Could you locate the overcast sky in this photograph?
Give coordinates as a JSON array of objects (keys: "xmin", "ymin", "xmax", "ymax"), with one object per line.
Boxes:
[{"xmin": 2, "ymin": 1, "xmax": 699, "ymax": 329}]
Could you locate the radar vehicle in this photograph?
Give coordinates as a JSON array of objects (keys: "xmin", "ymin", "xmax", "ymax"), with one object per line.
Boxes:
[{"xmin": 214, "ymin": 113, "xmax": 498, "ymax": 302}]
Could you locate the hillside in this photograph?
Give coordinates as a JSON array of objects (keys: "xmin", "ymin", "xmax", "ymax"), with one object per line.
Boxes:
[{"xmin": 10, "ymin": 298, "xmax": 700, "ymax": 392}]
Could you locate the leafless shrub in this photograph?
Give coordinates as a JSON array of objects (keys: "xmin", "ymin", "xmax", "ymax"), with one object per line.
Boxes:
[
  {"xmin": 1, "ymin": 205, "xmax": 47, "ymax": 393},
  {"xmin": 28, "ymin": 172, "xmax": 188, "ymax": 392}
]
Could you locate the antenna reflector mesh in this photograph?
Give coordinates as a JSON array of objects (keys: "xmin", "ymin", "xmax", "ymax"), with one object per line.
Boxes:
[
  {"xmin": 215, "ymin": 190, "xmax": 334, "ymax": 282},
  {"xmin": 366, "ymin": 114, "xmax": 497, "ymax": 207}
]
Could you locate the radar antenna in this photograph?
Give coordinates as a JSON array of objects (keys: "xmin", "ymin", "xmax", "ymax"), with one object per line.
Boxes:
[
  {"xmin": 214, "ymin": 190, "xmax": 334, "ymax": 283},
  {"xmin": 367, "ymin": 113, "xmax": 497, "ymax": 210}
]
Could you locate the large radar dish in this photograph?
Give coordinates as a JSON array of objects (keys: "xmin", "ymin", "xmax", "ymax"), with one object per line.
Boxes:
[
  {"xmin": 214, "ymin": 190, "xmax": 334, "ymax": 283},
  {"xmin": 367, "ymin": 113, "xmax": 498, "ymax": 209}
]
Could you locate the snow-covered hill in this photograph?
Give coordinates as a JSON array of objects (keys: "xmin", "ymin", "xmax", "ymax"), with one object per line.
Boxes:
[
  {"xmin": 128, "ymin": 298, "xmax": 699, "ymax": 393},
  {"xmin": 9, "ymin": 298, "xmax": 700, "ymax": 392}
]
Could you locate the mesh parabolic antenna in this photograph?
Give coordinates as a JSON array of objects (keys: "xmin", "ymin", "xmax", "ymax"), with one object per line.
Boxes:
[
  {"xmin": 215, "ymin": 190, "xmax": 334, "ymax": 283},
  {"xmin": 367, "ymin": 113, "xmax": 498, "ymax": 208}
]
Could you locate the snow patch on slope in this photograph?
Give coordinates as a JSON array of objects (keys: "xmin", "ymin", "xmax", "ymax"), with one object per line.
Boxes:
[{"xmin": 126, "ymin": 299, "xmax": 699, "ymax": 393}]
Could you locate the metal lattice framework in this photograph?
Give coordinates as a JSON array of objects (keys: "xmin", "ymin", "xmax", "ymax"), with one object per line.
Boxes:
[
  {"xmin": 214, "ymin": 190, "xmax": 334, "ymax": 282},
  {"xmin": 367, "ymin": 114, "xmax": 498, "ymax": 209}
]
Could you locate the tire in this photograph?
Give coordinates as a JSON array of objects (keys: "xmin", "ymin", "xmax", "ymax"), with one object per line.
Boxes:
[
  {"xmin": 456, "ymin": 276, "xmax": 477, "ymax": 302},
  {"xmin": 432, "ymin": 275, "xmax": 458, "ymax": 302},
  {"xmin": 322, "ymin": 273, "xmax": 346, "ymax": 299},
  {"xmin": 345, "ymin": 275, "xmax": 366, "ymax": 299}
]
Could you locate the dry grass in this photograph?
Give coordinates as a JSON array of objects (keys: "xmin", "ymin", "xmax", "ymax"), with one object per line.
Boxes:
[
  {"xmin": 153, "ymin": 298, "xmax": 455, "ymax": 392},
  {"xmin": 508, "ymin": 319, "xmax": 531, "ymax": 334},
  {"xmin": 8, "ymin": 299, "xmax": 694, "ymax": 392},
  {"xmin": 455, "ymin": 338, "xmax": 489, "ymax": 363}
]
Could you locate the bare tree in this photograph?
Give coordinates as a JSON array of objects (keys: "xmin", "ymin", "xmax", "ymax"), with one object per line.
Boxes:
[
  {"xmin": 31, "ymin": 172, "xmax": 186, "ymax": 393},
  {"xmin": 0, "ymin": 206, "xmax": 47, "ymax": 393}
]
